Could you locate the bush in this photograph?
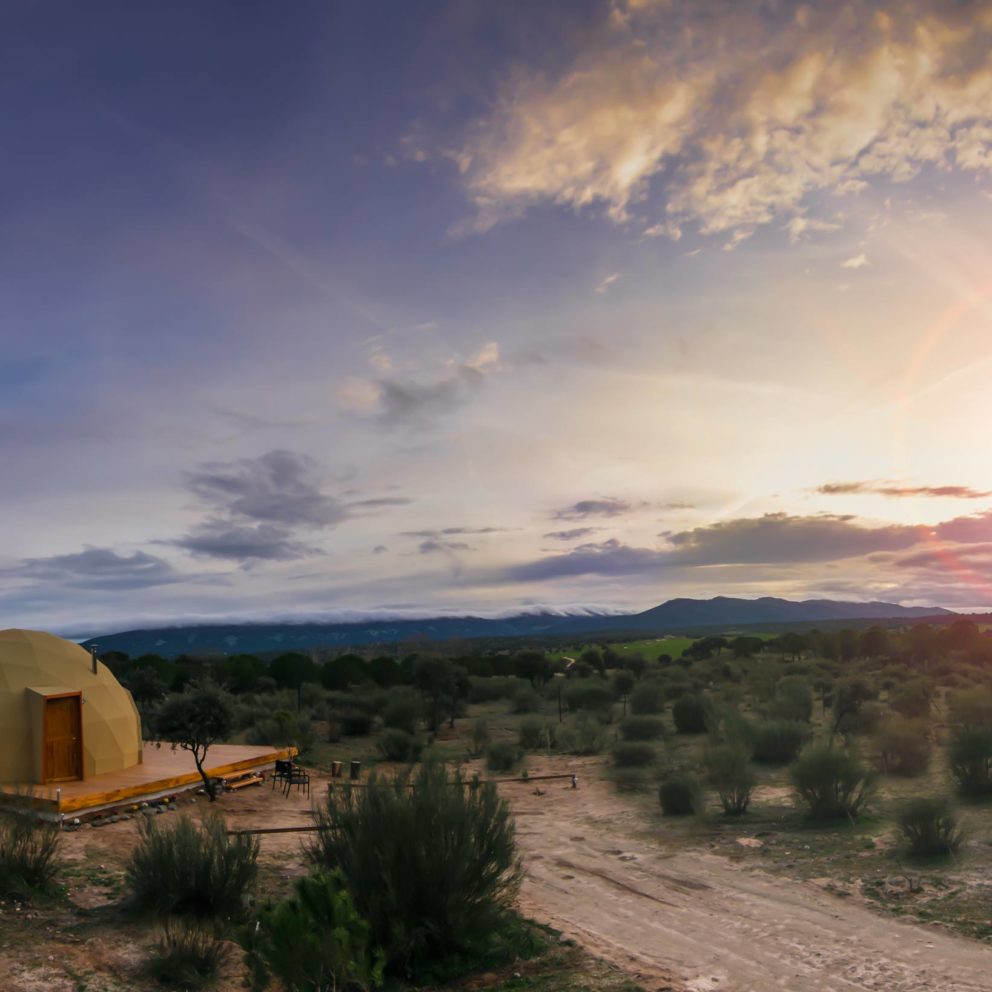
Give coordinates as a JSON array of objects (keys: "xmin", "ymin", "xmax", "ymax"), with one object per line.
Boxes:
[
  {"xmin": 339, "ymin": 710, "xmax": 376, "ymax": 737},
  {"xmin": 468, "ymin": 718, "xmax": 490, "ymax": 758},
  {"xmin": 629, "ymin": 680, "xmax": 664, "ymax": 715},
  {"xmin": 672, "ymin": 695, "xmax": 707, "ymax": 734},
  {"xmin": 790, "ymin": 747, "xmax": 874, "ymax": 819},
  {"xmin": 557, "ymin": 714, "xmax": 607, "ymax": 755},
  {"xmin": 145, "ymin": 921, "xmax": 228, "ymax": 990},
  {"xmin": 240, "ymin": 870, "xmax": 384, "ymax": 992},
  {"xmin": 750, "ymin": 720, "xmax": 807, "ymax": 765},
  {"xmin": 897, "ymin": 797, "xmax": 963, "ymax": 857},
  {"xmin": 612, "ymin": 742, "xmax": 656, "ymax": 768},
  {"xmin": 563, "ymin": 680, "xmax": 615, "ymax": 716},
  {"xmin": 511, "ymin": 687, "xmax": 543, "ymax": 714},
  {"xmin": 661, "ymin": 681, "xmax": 693, "ymax": 702},
  {"xmin": 126, "ymin": 814, "xmax": 259, "ymax": 919},
  {"xmin": 705, "ymin": 742, "xmax": 755, "ymax": 816},
  {"xmin": 890, "ymin": 681, "xmax": 931, "ymax": 719},
  {"xmin": 376, "ymin": 729, "xmax": 423, "ymax": 763},
  {"xmin": 658, "ymin": 774, "xmax": 699, "ymax": 815},
  {"xmin": 485, "ymin": 741, "xmax": 520, "ymax": 772},
  {"xmin": 0, "ymin": 810, "xmax": 60, "ymax": 897},
  {"xmin": 246, "ymin": 712, "xmax": 315, "ymax": 752},
  {"xmin": 518, "ymin": 717, "xmax": 556, "ymax": 751},
  {"xmin": 770, "ymin": 677, "xmax": 813, "ymax": 723},
  {"xmin": 307, "ymin": 762, "xmax": 520, "ymax": 974},
  {"xmin": 619, "ymin": 716, "xmax": 665, "ymax": 741},
  {"xmin": 948, "ymin": 726, "xmax": 992, "ymax": 795},
  {"xmin": 381, "ymin": 697, "xmax": 419, "ymax": 736},
  {"xmin": 877, "ymin": 717, "xmax": 930, "ymax": 777},
  {"xmin": 467, "ymin": 676, "xmax": 529, "ymax": 704}
]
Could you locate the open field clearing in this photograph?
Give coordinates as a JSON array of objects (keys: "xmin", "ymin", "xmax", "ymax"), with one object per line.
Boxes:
[{"xmin": 508, "ymin": 758, "xmax": 992, "ymax": 992}]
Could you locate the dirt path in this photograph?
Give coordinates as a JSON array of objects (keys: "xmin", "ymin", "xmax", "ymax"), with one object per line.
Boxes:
[{"xmin": 508, "ymin": 763, "xmax": 992, "ymax": 992}]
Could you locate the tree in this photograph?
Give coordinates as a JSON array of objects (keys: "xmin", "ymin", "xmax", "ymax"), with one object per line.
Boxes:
[
  {"xmin": 512, "ymin": 650, "xmax": 553, "ymax": 688},
  {"xmin": 269, "ymin": 653, "xmax": 318, "ymax": 691},
  {"xmin": 612, "ymin": 670, "xmax": 635, "ymax": 716},
  {"xmin": 321, "ymin": 654, "xmax": 370, "ymax": 691},
  {"xmin": 154, "ymin": 683, "xmax": 235, "ymax": 801},
  {"xmin": 412, "ymin": 658, "xmax": 468, "ymax": 732},
  {"xmin": 122, "ymin": 667, "xmax": 167, "ymax": 710},
  {"xmin": 859, "ymin": 626, "xmax": 889, "ymax": 659}
]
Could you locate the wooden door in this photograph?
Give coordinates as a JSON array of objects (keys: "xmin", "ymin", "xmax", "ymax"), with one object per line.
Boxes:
[{"xmin": 45, "ymin": 695, "xmax": 82, "ymax": 782}]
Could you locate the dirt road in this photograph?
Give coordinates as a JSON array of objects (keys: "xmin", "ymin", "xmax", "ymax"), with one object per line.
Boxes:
[{"xmin": 509, "ymin": 764, "xmax": 992, "ymax": 992}]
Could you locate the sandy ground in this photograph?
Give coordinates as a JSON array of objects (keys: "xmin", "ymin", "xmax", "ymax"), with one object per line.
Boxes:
[
  {"xmin": 509, "ymin": 758, "xmax": 992, "ymax": 992},
  {"xmin": 6, "ymin": 760, "xmax": 992, "ymax": 991}
]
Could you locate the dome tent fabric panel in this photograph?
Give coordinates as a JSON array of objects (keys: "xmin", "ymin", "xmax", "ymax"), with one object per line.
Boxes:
[{"xmin": 0, "ymin": 629, "xmax": 142, "ymax": 784}]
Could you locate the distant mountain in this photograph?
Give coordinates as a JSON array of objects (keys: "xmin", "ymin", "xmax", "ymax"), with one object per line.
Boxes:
[{"xmin": 81, "ymin": 596, "xmax": 954, "ymax": 658}]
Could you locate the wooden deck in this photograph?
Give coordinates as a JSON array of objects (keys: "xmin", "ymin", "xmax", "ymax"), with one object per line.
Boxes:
[{"xmin": 0, "ymin": 742, "xmax": 296, "ymax": 818}]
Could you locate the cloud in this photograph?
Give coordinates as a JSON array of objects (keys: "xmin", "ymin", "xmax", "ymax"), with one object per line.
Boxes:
[
  {"xmin": 402, "ymin": 526, "xmax": 507, "ymax": 538},
  {"xmin": 175, "ymin": 450, "xmax": 349, "ymax": 563},
  {"xmin": 454, "ymin": 2, "xmax": 992, "ymax": 241},
  {"xmin": 595, "ymin": 272, "xmax": 620, "ymax": 294},
  {"xmin": 841, "ymin": 253, "xmax": 870, "ymax": 269},
  {"xmin": 505, "ymin": 511, "xmax": 931, "ymax": 581},
  {"xmin": 9, "ymin": 548, "xmax": 181, "ymax": 590},
  {"xmin": 185, "ymin": 449, "xmax": 345, "ymax": 528},
  {"xmin": 553, "ymin": 497, "xmax": 636, "ymax": 520},
  {"xmin": 819, "ymin": 481, "xmax": 992, "ymax": 499},
  {"xmin": 543, "ymin": 527, "xmax": 601, "ymax": 541},
  {"xmin": 174, "ymin": 523, "xmax": 315, "ymax": 563},
  {"xmin": 662, "ymin": 512, "xmax": 924, "ymax": 565},
  {"xmin": 418, "ymin": 538, "xmax": 471, "ymax": 555}
]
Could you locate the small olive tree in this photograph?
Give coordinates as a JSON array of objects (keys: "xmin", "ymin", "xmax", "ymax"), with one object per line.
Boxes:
[{"xmin": 154, "ymin": 683, "xmax": 235, "ymax": 801}]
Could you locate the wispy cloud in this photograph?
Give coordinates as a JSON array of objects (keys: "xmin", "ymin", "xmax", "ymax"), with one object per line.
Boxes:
[
  {"xmin": 819, "ymin": 481, "xmax": 992, "ymax": 499},
  {"xmin": 553, "ymin": 497, "xmax": 637, "ymax": 520},
  {"xmin": 7, "ymin": 548, "xmax": 182, "ymax": 590},
  {"xmin": 454, "ymin": 2, "xmax": 992, "ymax": 241},
  {"xmin": 841, "ymin": 253, "xmax": 870, "ymax": 269},
  {"xmin": 595, "ymin": 272, "xmax": 620, "ymax": 294}
]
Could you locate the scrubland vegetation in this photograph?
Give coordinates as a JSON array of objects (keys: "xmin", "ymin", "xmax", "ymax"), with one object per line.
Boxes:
[{"xmin": 7, "ymin": 618, "xmax": 992, "ymax": 987}]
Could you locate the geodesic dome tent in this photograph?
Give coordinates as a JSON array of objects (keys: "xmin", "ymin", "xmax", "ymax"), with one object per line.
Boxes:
[{"xmin": 0, "ymin": 629, "xmax": 142, "ymax": 784}]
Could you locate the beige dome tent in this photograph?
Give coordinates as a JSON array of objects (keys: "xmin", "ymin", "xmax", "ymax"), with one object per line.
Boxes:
[{"xmin": 0, "ymin": 629, "xmax": 142, "ymax": 785}]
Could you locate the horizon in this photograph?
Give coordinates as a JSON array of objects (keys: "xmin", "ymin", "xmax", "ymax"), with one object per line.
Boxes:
[{"xmin": 6, "ymin": 1, "xmax": 992, "ymax": 632}]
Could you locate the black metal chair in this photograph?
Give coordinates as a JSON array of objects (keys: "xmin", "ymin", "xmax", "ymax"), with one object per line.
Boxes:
[
  {"xmin": 271, "ymin": 758, "xmax": 293, "ymax": 790},
  {"xmin": 284, "ymin": 762, "xmax": 310, "ymax": 797}
]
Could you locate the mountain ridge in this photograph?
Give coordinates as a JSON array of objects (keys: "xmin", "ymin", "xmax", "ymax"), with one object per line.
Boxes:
[{"xmin": 79, "ymin": 596, "xmax": 955, "ymax": 658}]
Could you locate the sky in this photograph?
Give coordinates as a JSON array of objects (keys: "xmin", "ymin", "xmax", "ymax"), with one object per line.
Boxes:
[{"xmin": 6, "ymin": 0, "xmax": 992, "ymax": 635}]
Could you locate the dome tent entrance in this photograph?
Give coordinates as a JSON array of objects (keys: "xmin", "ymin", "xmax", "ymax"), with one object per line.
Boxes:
[{"xmin": 0, "ymin": 629, "xmax": 142, "ymax": 785}]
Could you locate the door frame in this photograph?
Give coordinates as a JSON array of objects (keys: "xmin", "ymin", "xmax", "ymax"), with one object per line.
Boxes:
[{"xmin": 42, "ymin": 691, "xmax": 84, "ymax": 784}]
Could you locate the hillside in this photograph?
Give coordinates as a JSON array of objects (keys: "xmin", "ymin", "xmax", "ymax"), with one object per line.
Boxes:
[{"xmin": 80, "ymin": 596, "xmax": 953, "ymax": 657}]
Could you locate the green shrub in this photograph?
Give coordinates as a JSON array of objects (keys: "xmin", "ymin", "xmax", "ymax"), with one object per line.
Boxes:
[
  {"xmin": 468, "ymin": 718, "xmax": 490, "ymax": 758},
  {"xmin": 381, "ymin": 696, "xmax": 420, "ymax": 735},
  {"xmin": 518, "ymin": 717, "xmax": 556, "ymax": 751},
  {"xmin": 240, "ymin": 870, "xmax": 384, "ymax": 992},
  {"xmin": 629, "ymin": 680, "xmax": 664, "ymax": 715},
  {"xmin": 769, "ymin": 677, "xmax": 813, "ymax": 723},
  {"xmin": 144, "ymin": 921, "xmax": 227, "ymax": 990},
  {"xmin": 340, "ymin": 710, "xmax": 376, "ymax": 736},
  {"xmin": 619, "ymin": 715, "xmax": 665, "ymax": 741},
  {"xmin": 467, "ymin": 676, "xmax": 529, "ymax": 704},
  {"xmin": 511, "ymin": 687, "xmax": 543, "ymax": 714},
  {"xmin": 126, "ymin": 814, "xmax": 259, "ymax": 919},
  {"xmin": 485, "ymin": 741, "xmax": 520, "ymax": 772},
  {"xmin": 890, "ymin": 681, "xmax": 931, "ymax": 719},
  {"xmin": 897, "ymin": 797, "xmax": 963, "ymax": 857},
  {"xmin": 751, "ymin": 720, "xmax": 807, "ymax": 765},
  {"xmin": 557, "ymin": 714, "xmax": 607, "ymax": 755},
  {"xmin": 658, "ymin": 774, "xmax": 699, "ymax": 815},
  {"xmin": 948, "ymin": 726, "xmax": 992, "ymax": 795},
  {"xmin": 705, "ymin": 742, "xmax": 755, "ymax": 816},
  {"xmin": 672, "ymin": 694, "xmax": 707, "ymax": 734},
  {"xmin": 246, "ymin": 712, "xmax": 315, "ymax": 751},
  {"xmin": 661, "ymin": 681, "xmax": 693, "ymax": 702},
  {"xmin": 949, "ymin": 687, "xmax": 992, "ymax": 729},
  {"xmin": 611, "ymin": 742, "xmax": 656, "ymax": 768},
  {"xmin": 376, "ymin": 729, "xmax": 423, "ymax": 763},
  {"xmin": 876, "ymin": 717, "xmax": 930, "ymax": 777},
  {"xmin": 790, "ymin": 747, "xmax": 874, "ymax": 819},
  {"xmin": 563, "ymin": 679, "xmax": 615, "ymax": 716},
  {"xmin": 0, "ymin": 810, "xmax": 60, "ymax": 897},
  {"xmin": 307, "ymin": 762, "xmax": 520, "ymax": 975}
]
